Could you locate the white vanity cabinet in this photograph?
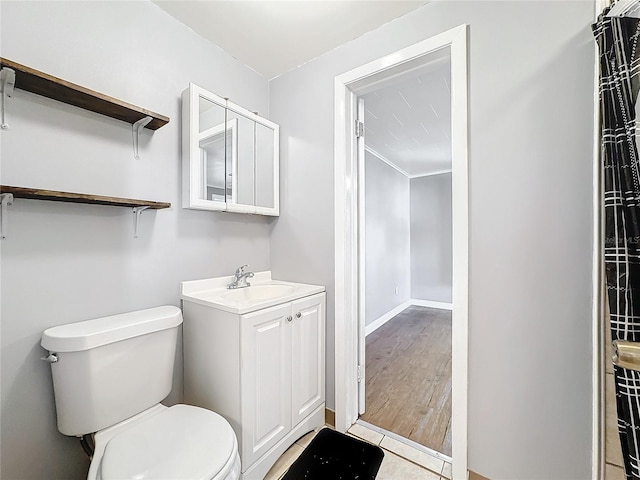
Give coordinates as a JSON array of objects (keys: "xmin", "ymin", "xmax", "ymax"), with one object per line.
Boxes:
[
  {"xmin": 181, "ymin": 276, "xmax": 325, "ymax": 480},
  {"xmin": 241, "ymin": 295, "xmax": 325, "ymax": 469}
]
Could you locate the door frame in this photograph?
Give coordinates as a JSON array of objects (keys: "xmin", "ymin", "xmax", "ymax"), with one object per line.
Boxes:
[
  {"xmin": 591, "ymin": 2, "xmax": 608, "ymax": 479},
  {"xmin": 333, "ymin": 24, "xmax": 469, "ymax": 479}
]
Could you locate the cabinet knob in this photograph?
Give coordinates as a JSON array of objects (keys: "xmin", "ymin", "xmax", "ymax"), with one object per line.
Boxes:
[
  {"xmin": 296, "ymin": 312, "xmax": 302, "ymax": 318},
  {"xmin": 287, "ymin": 315, "xmax": 293, "ymax": 322}
]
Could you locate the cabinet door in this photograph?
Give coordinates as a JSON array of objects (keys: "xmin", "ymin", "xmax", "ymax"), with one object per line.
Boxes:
[
  {"xmin": 241, "ymin": 303, "xmax": 292, "ymax": 469},
  {"xmin": 291, "ymin": 293, "xmax": 326, "ymax": 427}
]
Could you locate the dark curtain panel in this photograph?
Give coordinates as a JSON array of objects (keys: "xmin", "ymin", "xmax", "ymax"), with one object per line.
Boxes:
[{"xmin": 594, "ymin": 12, "xmax": 640, "ymax": 480}]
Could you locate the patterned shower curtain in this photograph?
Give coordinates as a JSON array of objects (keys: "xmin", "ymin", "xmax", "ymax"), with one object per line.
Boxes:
[{"xmin": 594, "ymin": 11, "xmax": 640, "ymax": 480}]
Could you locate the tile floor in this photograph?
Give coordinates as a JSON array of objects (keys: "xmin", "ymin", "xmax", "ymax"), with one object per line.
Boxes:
[{"xmin": 264, "ymin": 423, "xmax": 452, "ymax": 480}]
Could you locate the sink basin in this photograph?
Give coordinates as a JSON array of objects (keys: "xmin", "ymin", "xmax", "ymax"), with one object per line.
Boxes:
[
  {"xmin": 181, "ymin": 272, "xmax": 325, "ymax": 314},
  {"xmin": 222, "ymin": 284, "xmax": 296, "ymax": 302}
]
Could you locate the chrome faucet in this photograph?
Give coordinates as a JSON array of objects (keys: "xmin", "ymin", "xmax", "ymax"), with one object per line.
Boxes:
[{"xmin": 227, "ymin": 264, "xmax": 254, "ymax": 289}]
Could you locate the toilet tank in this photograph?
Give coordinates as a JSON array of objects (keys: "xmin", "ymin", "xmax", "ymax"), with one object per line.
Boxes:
[{"xmin": 41, "ymin": 306, "xmax": 183, "ymax": 436}]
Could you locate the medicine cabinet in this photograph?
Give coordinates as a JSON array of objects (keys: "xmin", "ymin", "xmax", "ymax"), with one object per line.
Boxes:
[{"xmin": 182, "ymin": 83, "xmax": 279, "ymax": 216}]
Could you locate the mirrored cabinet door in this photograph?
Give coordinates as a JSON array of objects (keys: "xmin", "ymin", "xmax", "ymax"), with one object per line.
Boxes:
[
  {"xmin": 182, "ymin": 83, "xmax": 279, "ymax": 216},
  {"xmin": 255, "ymin": 122, "xmax": 277, "ymax": 213},
  {"xmin": 226, "ymin": 108, "xmax": 256, "ymax": 212},
  {"xmin": 198, "ymin": 97, "xmax": 228, "ymax": 205}
]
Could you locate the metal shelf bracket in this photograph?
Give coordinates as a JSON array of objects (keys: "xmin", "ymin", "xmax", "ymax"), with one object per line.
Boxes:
[
  {"xmin": 132, "ymin": 116, "xmax": 152, "ymax": 159},
  {"xmin": 1, "ymin": 67, "xmax": 16, "ymax": 130},
  {"xmin": 1, "ymin": 193, "xmax": 14, "ymax": 239},
  {"xmin": 132, "ymin": 206, "xmax": 150, "ymax": 238}
]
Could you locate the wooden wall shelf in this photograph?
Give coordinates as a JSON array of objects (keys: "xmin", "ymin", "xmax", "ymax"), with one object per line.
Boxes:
[
  {"xmin": 1, "ymin": 185, "xmax": 171, "ymax": 209},
  {"xmin": 0, "ymin": 58, "xmax": 169, "ymax": 130}
]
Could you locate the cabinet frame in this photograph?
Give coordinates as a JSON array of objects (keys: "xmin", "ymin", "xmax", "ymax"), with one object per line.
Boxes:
[{"xmin": 181, "ymin": 83, "xmax": 279, "ymax": 216}]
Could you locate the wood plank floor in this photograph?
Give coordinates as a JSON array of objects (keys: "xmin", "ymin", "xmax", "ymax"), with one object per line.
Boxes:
[{"xmin": 360, "ymin": 305, "xmax": 452, "ymax": 456}]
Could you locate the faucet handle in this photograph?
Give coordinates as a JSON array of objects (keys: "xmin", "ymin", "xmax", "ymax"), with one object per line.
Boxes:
[{"xmin": 235, "ymin": 264, "xmax": 249, "ymax": 276}]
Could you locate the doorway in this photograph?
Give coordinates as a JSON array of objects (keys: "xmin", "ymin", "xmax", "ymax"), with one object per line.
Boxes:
[
  {"xmin": 357, "ymin": 56, "xmax": 454, "ymax": 458},
  {"xmin": 333, "ymin": 25, "xmax": 468, "ymax": 480}
]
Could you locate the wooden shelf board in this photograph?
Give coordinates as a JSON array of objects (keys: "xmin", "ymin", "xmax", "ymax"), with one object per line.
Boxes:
[
  {"xmin": 0, "ymin": 58, "xmax": 169, "ymax": 130},
  {"xmin": 1, "ymin": 186, "xmax": 171, "ymax": 209}
]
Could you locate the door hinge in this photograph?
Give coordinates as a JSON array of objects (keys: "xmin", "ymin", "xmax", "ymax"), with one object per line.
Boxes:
[
  {"xmin": 355, "ymin": 120, "xmax": 365, "ymax": 139},
  {"xmin": 357, "ymin": 364, "xmax": 363, "ymax": 383}
]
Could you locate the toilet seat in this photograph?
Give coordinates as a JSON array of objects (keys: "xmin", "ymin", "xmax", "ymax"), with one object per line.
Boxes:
[{"xmin": 92, "ymin": 404, "xmax": 239, "ymax": 480}]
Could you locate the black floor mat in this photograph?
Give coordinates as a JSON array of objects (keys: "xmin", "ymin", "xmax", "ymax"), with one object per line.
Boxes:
[{"xmin": 281, "ymin": 428, "xmax": 384, "ymax": 480}]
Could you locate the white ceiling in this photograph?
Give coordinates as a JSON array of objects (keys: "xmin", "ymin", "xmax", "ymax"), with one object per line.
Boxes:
[
  {"xmin": 361, "ymin": 53, "xmax": 451, "ymax": 177},
  {"xmin": 152, "ymin": 1, "xmax": 427, "ymax": 79}
]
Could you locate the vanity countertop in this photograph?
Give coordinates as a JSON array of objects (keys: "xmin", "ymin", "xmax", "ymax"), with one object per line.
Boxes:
[{"xmin": 180, "ymin": 271, "xmax": 325, "ymax": 314}]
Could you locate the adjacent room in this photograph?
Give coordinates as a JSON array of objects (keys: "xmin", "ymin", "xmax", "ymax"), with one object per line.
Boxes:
[{"xmin": 357, "ymin": 54, "xmax": 453, "ymax": 458}]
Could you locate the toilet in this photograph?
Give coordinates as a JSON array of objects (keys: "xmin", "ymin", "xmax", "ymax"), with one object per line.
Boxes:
[{"xmin": 41, "ymin": 305, "xmax": 241, "ymax": 480}]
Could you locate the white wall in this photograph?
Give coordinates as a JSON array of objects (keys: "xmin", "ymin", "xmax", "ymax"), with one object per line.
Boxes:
[
  {"xmin": 411, "ymin": 173, "xmax": 452, "ymax": 303},
  {"xmin": 0, "ymin": 2, "xmax": 272, "ymax": 479},
  {"xmin": 269, "ymin": 1, "xmax": 595, "ymax": 478},
  {"xmin": 364, "ymin": 152, "xmax": 411, "ymax": 326}
]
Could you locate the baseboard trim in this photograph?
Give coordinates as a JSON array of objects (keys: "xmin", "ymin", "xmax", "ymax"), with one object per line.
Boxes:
[
  {"xmin": 365, "ymin": 300, "xmax": 412, "ymax": 336},
  {"xmin": 469, "ymin": 469, "xmax": 491, "ymax": 480},
  {"xmin": 325, "ymin": 408, "xmax": 335, "ymax": 427},
  {"xmin": 411, "ymin": 299, "xmax": 453, "ymax": 310},
  {"xmin": 365, "ymin": 299, "xmax": 453, "ymax": 336}
]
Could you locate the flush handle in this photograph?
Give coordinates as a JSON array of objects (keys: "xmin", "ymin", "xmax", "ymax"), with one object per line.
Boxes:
[{"xmin": 40, "ymin": 353, "xmax": 58, "ymax": 363}]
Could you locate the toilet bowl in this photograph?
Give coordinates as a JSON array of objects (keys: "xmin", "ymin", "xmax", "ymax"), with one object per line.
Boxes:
[
  {"xmin": 90, "ymin": 404, "xmax": 240, "ymax": 480},
  {"xmin": 41, "ymin": 306, "xmax": 240, "ymax": 480}
]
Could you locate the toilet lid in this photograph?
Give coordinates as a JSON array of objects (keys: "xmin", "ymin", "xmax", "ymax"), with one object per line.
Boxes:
[{"xmin": 100, "ymin": 405, "xmax": 237, "ymax": 480}]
